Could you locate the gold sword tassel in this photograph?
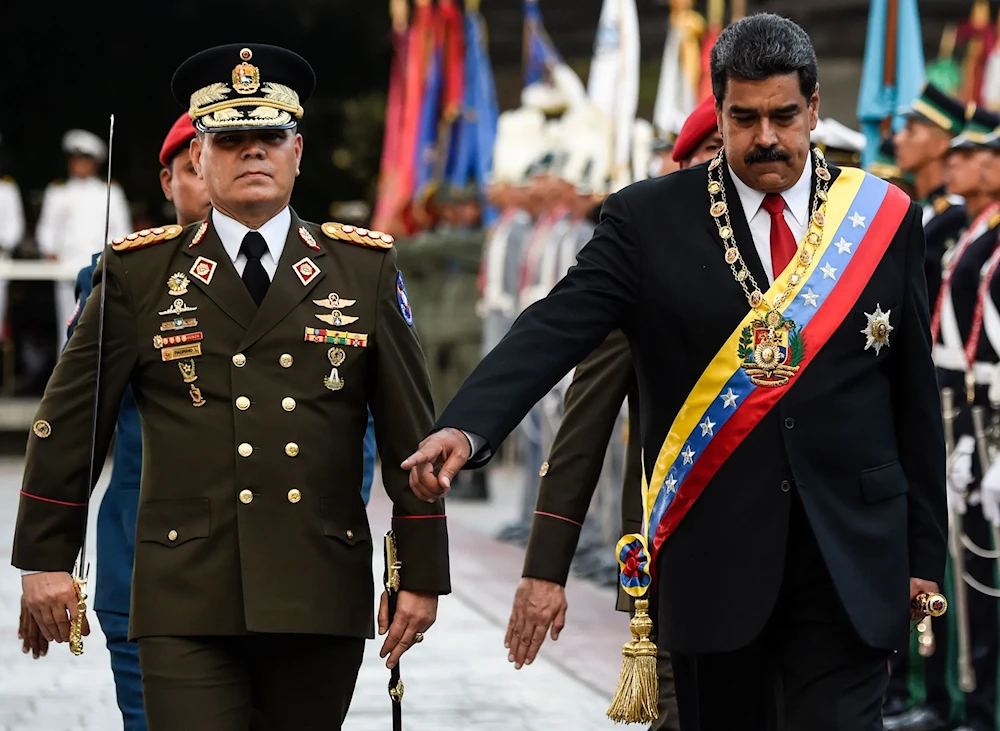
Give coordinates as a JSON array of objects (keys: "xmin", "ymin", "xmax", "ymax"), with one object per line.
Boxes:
[{"xmin": 69, "ymin": 562, "xmax": 90, "ymax": 656}]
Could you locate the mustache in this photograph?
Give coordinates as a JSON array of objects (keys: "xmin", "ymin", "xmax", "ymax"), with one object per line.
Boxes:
[{"xmin": 744, "ymin": 146, "xmax": 791, "ymax": 165}]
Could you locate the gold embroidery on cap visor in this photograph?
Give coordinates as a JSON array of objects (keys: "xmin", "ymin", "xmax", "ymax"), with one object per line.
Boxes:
[{"xmin": 190, "ymin": 82, "xmax": 304, "ymax": 130}]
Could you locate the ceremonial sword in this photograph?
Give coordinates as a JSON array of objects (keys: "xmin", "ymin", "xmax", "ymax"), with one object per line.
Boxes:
[
  {"xmin": 384, "ymin": 531, "xmax": 404, "ymax": 731},
  {"xmin": 69, "ymin": 113, "xmax": 115, "ymax": 656}
]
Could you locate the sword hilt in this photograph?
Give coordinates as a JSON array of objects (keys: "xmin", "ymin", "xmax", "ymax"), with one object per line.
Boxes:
[
  {"xmin": 69, "ymin": 561, "xmax": 90, "ymax": 656},
  {"xmin": 912, "ymin": 592, "xmax": 948, "ymax": 617}
]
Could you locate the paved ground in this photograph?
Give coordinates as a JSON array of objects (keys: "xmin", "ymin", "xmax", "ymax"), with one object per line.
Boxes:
[{"xmin": 0, "ymin": 456, "xmax": 629, "ymax": 730}]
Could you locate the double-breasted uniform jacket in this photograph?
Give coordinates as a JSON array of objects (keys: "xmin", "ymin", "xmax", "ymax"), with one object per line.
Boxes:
[
  {"xmin": 12, "ymin": 210, "xmax": 450, "ymax": 640},
  {"xmin": 437, "ymin": 160, "xmax": 947, "ymax": 654}
]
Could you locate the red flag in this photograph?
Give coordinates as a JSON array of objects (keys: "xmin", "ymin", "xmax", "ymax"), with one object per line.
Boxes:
[{"xmin": 372, "ymin": 13, "xmax": 409, "ymax": 234}]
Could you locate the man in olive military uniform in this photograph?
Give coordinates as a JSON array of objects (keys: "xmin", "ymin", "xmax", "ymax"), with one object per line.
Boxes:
[
  {"xmin": 13, "ymin": 44, "xmax": 449, "ymax": 731},
  {"xmin": 503, "ymin": 103, "xmax": 724, "ymax": 731}
]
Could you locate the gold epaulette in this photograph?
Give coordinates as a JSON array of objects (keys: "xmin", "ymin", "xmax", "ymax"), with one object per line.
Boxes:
[
  {"xmin": 990, "ymin": 211, "xmax": 1000, "ymax": 231},
  {"xmin": 321, "ymin": 222, "xmax": 394, "ymax": 249},
  {"xmin": 111, "ymin": 225, "xmax": 183, "ymax": 252},
  {"xmin": 933, "ymin": 196, "xmax": 952, "ymax": 215}
]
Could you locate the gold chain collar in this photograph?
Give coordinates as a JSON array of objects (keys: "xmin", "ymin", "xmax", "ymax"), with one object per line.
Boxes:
[{"xmin": 706, "ymin": 148, "xmax": 832, "ymax": 326}]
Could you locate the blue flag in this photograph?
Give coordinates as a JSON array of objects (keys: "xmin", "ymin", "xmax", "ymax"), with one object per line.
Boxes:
[
  {"xmin": 523, "ymin": 0, "xmax": 563, "ymax": 87},
  {"xmin": 857, "ymin": 0, "xmax": 925, "ymax": 169}
]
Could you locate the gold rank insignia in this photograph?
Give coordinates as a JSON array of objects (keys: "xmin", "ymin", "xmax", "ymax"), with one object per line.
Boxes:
[
  {"xmin": 314, "ymin": 310, "xmax": 359, "ymax": 327},
  {"xmin": 313, "ymin": 293, "xmax": 356, "ymax": 309},
  {"xmin": 112, "ymin": 225, "xmax": 183, "ymax": 252},
  {"xmin": 167, "ymin": 272, "xmax": 190, "ymax": 296},
  {"xmin": 321, "ymin": 222, "xmax": 394, "ymax": 249}
]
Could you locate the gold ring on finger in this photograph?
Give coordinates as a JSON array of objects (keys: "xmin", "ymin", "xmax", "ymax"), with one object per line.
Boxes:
[{"xmin": 413, "ymin": 632, "xmax": 424, "ymax": 644}]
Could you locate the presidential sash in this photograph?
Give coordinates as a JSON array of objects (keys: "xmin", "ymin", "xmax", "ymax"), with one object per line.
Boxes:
[{"xmin": 616, "ymin": 169, "xmax": 911, "ymax": 595}]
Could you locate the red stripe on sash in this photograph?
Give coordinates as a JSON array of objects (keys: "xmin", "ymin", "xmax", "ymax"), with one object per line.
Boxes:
[{"xmin": 651, "ymin": 186, "xmax": 912, "ymax": 559}]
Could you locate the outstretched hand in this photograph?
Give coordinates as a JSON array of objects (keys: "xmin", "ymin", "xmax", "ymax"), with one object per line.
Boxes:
[{"xmin": 401, "ymin": 428, "xmax": 472, "ymax": 501}]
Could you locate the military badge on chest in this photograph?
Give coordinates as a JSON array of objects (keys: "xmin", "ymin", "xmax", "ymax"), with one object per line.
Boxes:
[
  {"xmin": 305, "ymin": 291, "xmax": 368, "ymax": 391},
  {"xmin": 158, "ymin": 265, "xmax": 210, "ymax": 407}
]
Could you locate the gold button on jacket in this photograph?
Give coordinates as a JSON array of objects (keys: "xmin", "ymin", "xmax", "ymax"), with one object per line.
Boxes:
[
  {"xmin": 236, "ymin": 396, "xmax": 250, "ymax": 411},
  {"xmin": 12, "ymin": 211, "xmax": 450, "ymax": 643},
  {"xmin": 168, "ymin": 530, "xmax": 178, "ymax": 542}
]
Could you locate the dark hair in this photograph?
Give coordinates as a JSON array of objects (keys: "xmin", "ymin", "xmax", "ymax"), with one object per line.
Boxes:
[{"xmin": 710, "ymin": 14, "xmax": 818, "ymax": 103}]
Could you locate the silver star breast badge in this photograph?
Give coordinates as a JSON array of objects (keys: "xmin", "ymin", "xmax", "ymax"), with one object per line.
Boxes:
[{"xmin": 861, "ymin": 304, "xmax": 893, "ymax": 355}]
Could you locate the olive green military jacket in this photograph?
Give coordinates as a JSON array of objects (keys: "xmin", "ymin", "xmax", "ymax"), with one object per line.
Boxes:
[
  {"xmin": 12, "ymin": 210, "xmax": 450, "ymax": 641},
  {"xmin": 521, "ymin": 329, "xmax": 640, "ymax": 611}
]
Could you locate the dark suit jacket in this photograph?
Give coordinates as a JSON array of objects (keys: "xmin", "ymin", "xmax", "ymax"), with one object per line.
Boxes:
[
  {"xmin": 437, "ymin": 161, "xmax": 947, "ymax": 654},
  {"xmin": 14, "ymin": 210, "xmax": 450, "ymax": 641}
]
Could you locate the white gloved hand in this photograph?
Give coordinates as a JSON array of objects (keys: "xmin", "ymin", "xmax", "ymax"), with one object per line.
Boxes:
[
  {"xmin": 981, "ymin": 457, "xmax": 1000, "ymax": 527},
  {"xmin": 947, "ymin": 435, "xmax": 976, "ymax": 516}
]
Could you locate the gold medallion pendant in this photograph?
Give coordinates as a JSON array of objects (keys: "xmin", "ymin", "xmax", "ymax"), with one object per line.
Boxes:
[{"xmin": 738, "ymin": 311, "xmax": 805, "ymax": 387}]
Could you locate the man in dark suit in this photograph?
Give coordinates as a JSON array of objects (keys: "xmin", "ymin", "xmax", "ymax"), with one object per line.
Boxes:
[
  {"xmin": 404, "ymin": 14, "xmax": 947, "ymax": 730},
  {"xmin": 503, "ymin": 95, "xmax": 723, "ymax": 731},
  {"xmin": 14, "ymin": 44, "xmax": 448, "ymax": 731}
]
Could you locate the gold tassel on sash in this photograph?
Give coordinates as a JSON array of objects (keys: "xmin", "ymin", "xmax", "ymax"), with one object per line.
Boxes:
[{"xmin": 608, "ymin": 534, "xmax": 658, "ymax": 724}]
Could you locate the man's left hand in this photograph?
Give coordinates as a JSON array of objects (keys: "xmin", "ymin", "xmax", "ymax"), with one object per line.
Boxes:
[
  {"xmin": 18, "ymin": 595, "xmax": 48, "ymax": 659},
  {"xmin": 909, "ymin": 577, "xmax": 941, "ymax": 620},
  {"xmin": 378, "ymin": 590, "xmax": 438, "ymax": 669}
]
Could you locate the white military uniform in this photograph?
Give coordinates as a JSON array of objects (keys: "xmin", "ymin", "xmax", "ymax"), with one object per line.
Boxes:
[
  {"xmin": 35, "ymin": 130, "xmax": 130, "ymax": 346},
  {"xmin": 0, "ymin": 168, "xmax": 26, "ymax": 343}
]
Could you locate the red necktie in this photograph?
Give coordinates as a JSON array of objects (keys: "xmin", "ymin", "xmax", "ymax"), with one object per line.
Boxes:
[{"xmin": 761, "ymin": 193, "xmax": 797, "ymax": 280}]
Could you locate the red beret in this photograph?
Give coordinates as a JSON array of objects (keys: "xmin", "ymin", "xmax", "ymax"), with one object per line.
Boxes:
[
  {"xmin": 672, "ymin": 96, "xmax": 720, "ymax": 163},
  {"xmin": 159, "ymin": 113, "xmax": 197, "ymax": 168}
]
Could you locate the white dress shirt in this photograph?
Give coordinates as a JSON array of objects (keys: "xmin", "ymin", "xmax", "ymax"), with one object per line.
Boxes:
[
  {"xmin": 462, "ymin": 163, "xmax": 815, "ymax": 460},
  {"xmin": 212, "ymin": 206, "xmax": 290, "ymax": 280},
  {"xmin": 727, "ymin": 163, "xmax": 813, "ymax": 285}
]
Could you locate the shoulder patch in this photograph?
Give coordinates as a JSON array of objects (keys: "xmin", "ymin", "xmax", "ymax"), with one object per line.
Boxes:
[
  {"xmin": 321, "ymin": 222, "xmax": 394, "ymax": 249},
  {"xmin": 933, "ymin": 196, "xmax": 952, "ymax": 215},
  {"xmin": 111, "ymin": 224, "xmax": 183, "ymax": 252},
  {"xmin": 991, "ymin": 211, "xmax": 1000, "ymax": 231}
]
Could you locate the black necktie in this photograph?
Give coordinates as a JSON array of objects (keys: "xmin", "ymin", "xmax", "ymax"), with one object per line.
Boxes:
[{"xmin": 240, "ymin": 231, "xmax": 269, "ymax": 306}]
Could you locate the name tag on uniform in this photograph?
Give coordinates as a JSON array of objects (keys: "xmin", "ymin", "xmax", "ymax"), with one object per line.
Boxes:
[{"xmin": 161, "ymin": 343, "xmax": 203, "ymax": 361}]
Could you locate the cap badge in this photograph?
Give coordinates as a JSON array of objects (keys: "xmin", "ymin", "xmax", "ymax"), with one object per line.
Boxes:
[{"xmin": 232, "ymin": 62, "xmax": 261, "ymax": 95}]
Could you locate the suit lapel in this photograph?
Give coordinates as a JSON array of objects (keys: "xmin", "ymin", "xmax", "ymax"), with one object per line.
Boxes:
[
  {"xmin": 238, "ymin": 210, "xmax": 327, "ymax": 351},
  {"xmin": 182, "ymin": 218, "xmax": 256, "ymax": 330}
]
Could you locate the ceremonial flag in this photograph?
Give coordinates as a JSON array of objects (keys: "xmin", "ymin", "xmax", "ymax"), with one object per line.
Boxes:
[
  {"xmin": 926, "ymin": 25, "xmax": 962, "ymax": 97},
  {"xmin": 699, "ymin": 0, "xmax": 725, "ymax": 102},
  {"xmin": 653, "ymin": 1, "xmax": 703, "ymax": 139},
  {"xmin": 523, "ymin": 0, "xmax": 563, "ymax": 87},
  {"xmin": 371, "ymin": 0, "xmax": 410, "ymax": 234},
  {"xmin": 448, "ymin": 0, "xmax": 500, "ymax": 226},
  {"xmin": 412, "ymin": 9, "xmax": 445, "ymax": 225},
  {"xmin": 958, "ymin": 1, "xmax": 996, "ymax": 106},
  {"xmin": 588, "ymin": 0, "xmax": 641, "ymax": 190},
  {"xmin": 857, "ymin": 0, "xmax": 925, "ymax": 169}
]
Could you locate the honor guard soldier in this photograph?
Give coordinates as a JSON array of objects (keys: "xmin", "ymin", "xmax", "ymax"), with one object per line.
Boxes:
[
  {"xmin": 505, "ymin": 100, "xmax": 723, "ymax": 731},
  {"xmin": 923, "ymin": 107, "xmax": 1000, "ymax": 731},
  {"xmin": 895, "ymin": 83, "xmax": 967, "ymax": 308},
  {"xmin": 881, "ymin": 82, "xmax": 967, "ymax": 730},
  {"xmin": 35, "ymin": 128, "xmax": 131, "ymax": 348},
  {"xmin": 13, "ymin": 44, "xmax": 449, "ymax": 731}
]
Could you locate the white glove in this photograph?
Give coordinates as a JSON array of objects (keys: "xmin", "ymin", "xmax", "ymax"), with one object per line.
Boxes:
[
  {"xmin": 947, "ymin": 435, "xmax": 976, "ymax": 516},
  {"xmin": 982, "ymin": 457, "xmax": 1000, "ymax": 527},
  {"xmin": 990, "ymin": 364, "xmax": 1000, "ymax": 407}
]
